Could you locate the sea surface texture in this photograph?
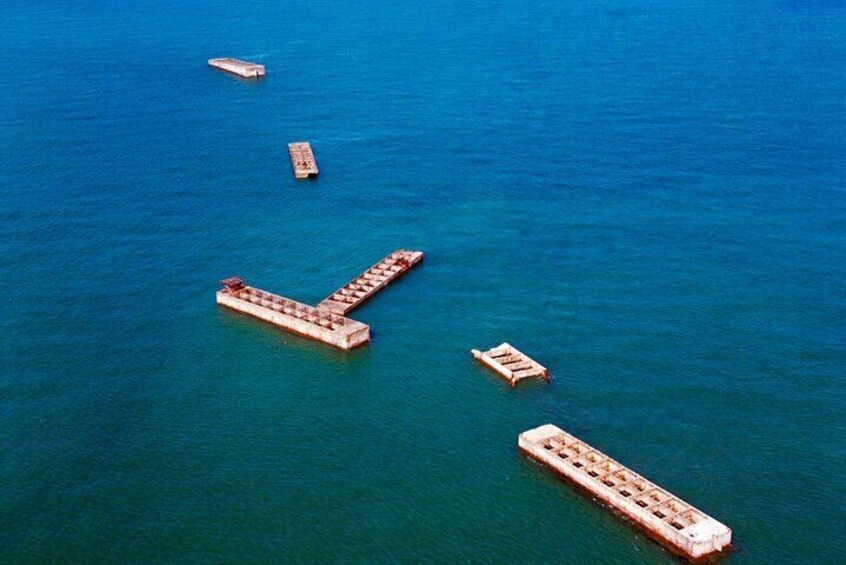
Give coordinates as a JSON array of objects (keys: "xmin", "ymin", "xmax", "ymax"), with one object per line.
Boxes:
[{"xmin": 1, "ymin": 1, "xmax": 844, "ymax": 563}]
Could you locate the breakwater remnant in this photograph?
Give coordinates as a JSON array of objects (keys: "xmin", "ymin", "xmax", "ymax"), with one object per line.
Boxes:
[
  {"xmin": 217, "ymin": 250, "xmax": 421, "ymax": 351},
  {"xmin": 288, "ymin": 142, "xmax": 319, "ymax": 179},
  {"xmin": 208, "ymin": 58, "xmax": 266, "ymax": 78},
  {"xmin": 317, "ymin": 250, "xmax": 424, "ymax": 315},
  {"xmin": 519, "ymin": 424, "xmax": 731, "ymax": 562},
  {"xmin": 472, "ymin": 343, "xmax": 550, "ymax": 386},
  {"xmin": 216, "ymin": 277, "xmax": 370, "ymax": 350}
]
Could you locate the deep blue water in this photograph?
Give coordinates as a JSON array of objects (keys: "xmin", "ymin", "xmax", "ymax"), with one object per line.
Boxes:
[{"xmin": 1, "ymin": 1, "xmax": 844, "ymax": 563}]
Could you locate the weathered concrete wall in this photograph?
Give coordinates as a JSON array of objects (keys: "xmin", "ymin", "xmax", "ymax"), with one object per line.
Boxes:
[
  {"xmin": 216, "ymin": 290, "xmax": 369, "ymax": 350},
  {"xmin": 519, "ymin": 424, "xmax": 731, "ymax": 562}
]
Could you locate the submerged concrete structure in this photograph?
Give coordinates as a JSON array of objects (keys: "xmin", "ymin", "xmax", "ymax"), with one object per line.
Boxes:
[
  {"xmin": 288, "ymin": 142, "xmax": 319, "ymax": 179},
  {"xmin": 216, "ymin": 277, "xmax": 369, "ymax": 350},
  {"xmin": 208, "ymin": 58, "xmax": 266, "ymax": 78},
  {"xmin": 471, "ymin": 343, "xmax": 550, "ymax": 386},
  {"xmin": 217, "ymin": 250, "xmax": 421, "ymax": 350},
  {"xmin": 519, "ymin": 424, "xmax": 731, "ymax": 562},
  {"xmin": 317, "ymin": 250, "xmax": 424, "ymax": 315}
]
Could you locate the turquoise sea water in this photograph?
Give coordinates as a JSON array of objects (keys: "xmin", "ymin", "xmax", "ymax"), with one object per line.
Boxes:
[{"xmin": 1, "ymin": 1, "xmax": 844, "ymax": 563}]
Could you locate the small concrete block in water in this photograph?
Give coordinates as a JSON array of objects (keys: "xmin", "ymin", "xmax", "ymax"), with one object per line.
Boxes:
[
  {"xmin": 519, "ymin": 424, "xmax": 732, "ymax": 562},
  {"xmin": 288, "ymin": 142, "xmax": 319, "ymax": 179},
  {"xmin": 471, "ymin": 343, "xmax": 550, "ymax": 386},
  {"xmin": 208, "ymin": 58, "xmax": 266, "ymax": 78}
]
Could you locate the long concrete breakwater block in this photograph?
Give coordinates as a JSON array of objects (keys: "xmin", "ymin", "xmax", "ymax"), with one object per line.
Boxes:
[
  {"xmin": 317, "ymin": 250, "xmax": 424, "ymax": 315},
  {"xmin": 519, "ymin": 424, "xmax": 732, "ymax": 562},
  {"xmin": 208, "ymin": 58, "xmax": 266, "ymax": 78},
  {"xmin": 216, "ymin": 277, "xmax": 369, "ymax": 351}
]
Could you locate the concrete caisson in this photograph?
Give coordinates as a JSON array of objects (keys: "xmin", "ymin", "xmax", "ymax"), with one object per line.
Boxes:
[
  {"xmin": 208, "ymin": 58, "xmax": 266, "ymax": 78},
  {"xmin": 216, "ymin": 277, "xmax": 369, "ymax": 350},
  {"xmin": 519, "ymin": 424, "xmax": 731, "ymax": 562}
]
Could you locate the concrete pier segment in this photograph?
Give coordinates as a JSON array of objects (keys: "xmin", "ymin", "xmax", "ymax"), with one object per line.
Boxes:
[
  {"xmin": 317, "ymin": 250, "xmax": 424, "ymax": 315},
  {"xmin": 216, "ymin": 278, "xmax": 369, "ymax": 350},
  {"xmin": 208, "ymin": 58, "xmax": 266, "ymax": 78},
  {"xmin": 472, "ymin": 343, "xmax": 550, "ymax": 386},
  {"xmin": 519, "ymin": 424, "xmax": 732, "ymax": 562},
  {"xmin": 288, "ymin": 142, "xmax": 319, "ymax": 179}
]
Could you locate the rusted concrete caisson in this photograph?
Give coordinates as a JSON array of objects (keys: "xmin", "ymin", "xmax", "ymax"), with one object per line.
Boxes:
[
  {"xmin": 317, "ymin": 250, "xmax": 424, "ymax": 315},
  {"xmin": 472, "ymin": 343, "xmax": 550, "ymax": 386},
  {"xmin": 519, "ymin": 424, "xmax": 732, "ymax": 562},
  {"xmin": 288, "ymin": 142, "xmax": 319, "ymax": 179},
  {"xmin": 216, "ymin": 277, "xmax": 369, "ymax": 350},
  {"xmin": 208, "ymin": 58, "xmax": 266, "ymax": 78}
]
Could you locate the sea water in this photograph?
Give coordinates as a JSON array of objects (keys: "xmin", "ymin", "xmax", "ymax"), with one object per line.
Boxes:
[{"xmin": 1, "ymin": 1, "xmax": 844, "ymax": 562}]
